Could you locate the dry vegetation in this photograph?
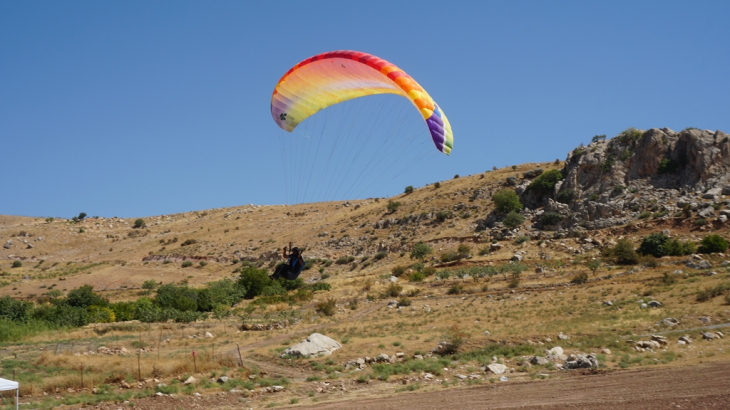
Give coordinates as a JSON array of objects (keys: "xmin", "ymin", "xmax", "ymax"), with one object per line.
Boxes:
[{"xmin": 1, "ymin": 162, "xmax": 729, "ymax": 409}]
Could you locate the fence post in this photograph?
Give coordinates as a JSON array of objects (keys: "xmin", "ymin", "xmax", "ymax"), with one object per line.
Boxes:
[
  {"xmin": 80, "ymin": 362, "xmax": 83, "ymax": 389},
  {"xmin": 137, "ymin": 351, "xmax": 141, "ymax": 381},
  {"xmin": 193, "ymin": 350, "xmax": 197, "ymax": 373},
  {"xmin": 236, "ymin": 343, "xmax": 243, "ymax": 367}
]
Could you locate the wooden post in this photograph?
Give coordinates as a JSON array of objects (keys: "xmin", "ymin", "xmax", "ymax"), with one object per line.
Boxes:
[
  {"xmin": 236, "ymin": 343, "xmax": 243, "ymax": 367},
  {"xmin": 55, "ymin": 343, "xmax": 59, "ymax": 355},
  {"xmin": 137, "ymin": 351, "xmax": 141, "ymax": 381},
  {"xmin": 193, "ymin": 350, "xmax": 197, "ymax": 373},
  {"xmin": 211, "ymin": 343, "xmax": 214, "ymax": 361},
  {"xmin": 80, "ymin": 362, "xmax": 83, "ymax": 389}
]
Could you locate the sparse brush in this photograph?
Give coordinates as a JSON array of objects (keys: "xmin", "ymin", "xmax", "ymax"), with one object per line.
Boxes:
[{"xmin": 315, "ymin": 298, "xmax": 337, "ymax": 316}]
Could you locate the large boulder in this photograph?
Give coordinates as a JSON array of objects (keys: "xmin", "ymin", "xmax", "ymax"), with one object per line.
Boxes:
[
  {"xmin": 280, "ymin": 333, "xmax": 341, "ymax": 358},
  {"xmin": 486, "ymin": 363, "xmax": 507, "ymax": 375}
]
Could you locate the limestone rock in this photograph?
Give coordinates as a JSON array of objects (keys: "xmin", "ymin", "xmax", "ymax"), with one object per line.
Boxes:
[
  {"xmin": 486, "ymin": 363, "xmax": 507, "ymax": 374},
  {"xmin": 281, "ymin": 333, "xmax": 342, "ymax": 358}
]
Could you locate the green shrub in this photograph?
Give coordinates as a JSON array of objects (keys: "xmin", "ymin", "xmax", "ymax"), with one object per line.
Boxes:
[
  {"xmin": 657, "ymin": 158, "xmax": 678, "ymax": 174},
  {"xmin": 336, "ymin": 256, "xmax": 355, "ymax": 265},
  {"xmin": 698, "ymin": 234, "xmax": 728, "ymax": 254},
  {"xmin": 435, "ymin": 210, "xmax": 452, "ymax": 222},
  {"xmin": 404, "ymin": 186, "xmax": 414, "ymax": 194},
  {"xmin": 181, "ymin": 260, "xmax": 193, "ymax": 268},
  {"xmin": 601, "ymin": 155, "xmax": 615, "ymax": 172},
  {"xmin": 492, "ymin": 190, "xmax": 522, "ymax": 213},
  {"xmin": 397, "ymin": 297, "xmax": 412, "ymax": 307},
  {"xmin": 385, "ymin": 283, "xmax": 402, "ymax": 297},
  {"xmin": 440, "ymin": 251, "xmax": 460, "ymax": 263},
  {"xmin": 237, "ymin": 267, "xmax": 271, "ymax": 299},
  {"xmin": 180, "ymin": 239, "xmax": 198, "ymax": 247},
  {"xmin": 198, "ymin": 261, "xmax": 207, "ymax": 267},
  {"xmin": 540, "ymin": 212, "xmax": 563, "ymax": 226},
  {"xmin": 133, "ymin": 219, "xmax": 146, "ymax": 229},
  {"xmin": 447, "ymin": 284, "xmax": 463, "ymax": 295},
  {"xmin": 638, "ymin": 211, "xmax": 651, "ymax": 219},
  {"xmin": 503, "ymin": 211, "xmax": 524, "ymax": 229},
  {"xmin": 694, "ymin": 218, "xmax": 707, "ymax": 226},
  {"xmin": 434, "ymin": 182, "xmax": 441, "ymax": 189},
  {"xmin": 142, "ymin": 280, "xmax": 158, "ymax": 290},
  {"xmin": 571, "ymin": 272, "xmax": 589, "ymax": 284},
  {"xmin": 391, "ymin": 266, "xmax": 406, "ymax": 277},
  {"xmin": 409, "ymin": 272, "xmax": 425, "ymax": 282},
  {"xmin": 387, "ymin": 201, "xmax": 402, "ymax": 213},
  {"xmin": 616, "ymin": 127, "xmax": 643, "ymax": 145},
  {"xmin": 315, "ymin": 299, "xmax": 337, "ymax": 316},
  {"xmin": 457, "ymin": 244, "xmax": 471, "ymax": 255},
  {"xmin": 410, "ymin": 242, "xmax": 433, "ymax": 261},
  {"xmin": 528, "ymin": 169, "xmax": 563, "ymax": 195},
  {"xmin": 589, "ymin": 193, "xmax": 599, "ymax": 201},
  {"xmin": 556, "ymin": 189, "xmax": 576, "ymax": 204},
  {"xmin": 604, "ymin": 239, "xmax": 639, "ymax": 265},
  {"xmin": 663, "ymin": 239, "xmax": 697, "ymax": 256},
  {"xmin": 591, "ymin": 135, "xmax": 606, "ymax": 143},
  {"xmin": 11, "ymin": 261, "xmax": 22, "ymax": 268},
  {"xmin": 373, "ymin": 251, "xmax": 387, "ymax": 261},
  {"xmin": 637, "ymin": 233, "xmax": 669, "ymax": 257},
  {"xmin": 514, "ymin": 235, "xmax": 529, "ymax": 245}
]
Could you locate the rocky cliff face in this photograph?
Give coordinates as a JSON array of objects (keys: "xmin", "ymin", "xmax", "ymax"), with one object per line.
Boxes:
[{"xmin": 553, "ymin": 128, "xmax": 730, "ymax": 230}]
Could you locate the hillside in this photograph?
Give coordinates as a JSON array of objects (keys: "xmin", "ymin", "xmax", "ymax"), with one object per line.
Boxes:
[{"xmin": 0, "ymin": 127, "xmax": 729, "ymax": 410}]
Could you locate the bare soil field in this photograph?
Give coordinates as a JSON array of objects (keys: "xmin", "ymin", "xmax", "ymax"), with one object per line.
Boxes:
[{"xmin": 84, "ymin": 361, "xmax": 729, "ymax": 410}]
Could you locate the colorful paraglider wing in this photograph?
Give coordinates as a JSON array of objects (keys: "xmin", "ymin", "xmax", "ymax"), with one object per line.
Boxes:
[{"xmin": 271, "ymin": 51, "xmax": 453, "ymax": 155}]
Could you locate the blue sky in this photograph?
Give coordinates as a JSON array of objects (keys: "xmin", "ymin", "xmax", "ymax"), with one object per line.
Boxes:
[{"xmin": 1, "ymin": 1, "xmax": 728, "ymax": 218}]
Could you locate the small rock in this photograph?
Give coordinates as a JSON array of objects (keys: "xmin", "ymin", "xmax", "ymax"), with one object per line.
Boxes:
[
  {"xmin": 217, "ymin": 376, "xmax": 229, "ymax": 384},
  {"xmin": 601, "ymin": 349, "xmax": 611, "ymax": 355},
  {"xmin": 272, "ymin": 385, "xmax": 285, "ymax": 392},
  {"xmin": 647, "ymin": 301, "xmax": 662, "ymax": 308},
  {"xmin": 204, "ymin": 332, "xmax": 214, "ymax": 338},
  {"xmin": 486, "ymin": 364, "xmax": 507, "ymax": 375},
  {"xmin": 602, "ymin": 301, "xmax": 613, "ymax": 306},
  {"xmin": 558, "ymin": 332, "xmax": 570, "ymax": 340},
  {"xmin": 183, "ymin": 376, "xmax": 196, "ymax": 385}
]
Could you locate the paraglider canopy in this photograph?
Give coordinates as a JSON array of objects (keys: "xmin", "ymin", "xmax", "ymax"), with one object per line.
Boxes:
[{"xmin": 271, "ymin": 50, "xmax": 453, "ymax": 155}]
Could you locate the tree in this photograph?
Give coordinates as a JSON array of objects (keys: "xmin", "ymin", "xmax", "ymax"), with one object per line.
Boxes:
[
  {"xmin": 591, "ymin": 135, "xmax": 606, "ymax": 143},
  {"xmin": 133, "ymin": 218, "xmax": 146, "ymax": 229},
  {"xmin": 503, "ymin": 211, "xmax": 524, "ymax": 229},
  {"xmin": 492, "ymin": 189, "xmax": 522, "ymax": 213},
  {"xmin": 410, "ymin": 242, "xmax": 433, "ymax": 261},
  {"xmin": 605, "ymin": 239, "xmax": 639, "ymax": 265},
  {"xmin": 78, "ymin": 212, "xmax": 87, "ymax": 220},
  {"xmin": 237, "ymin": 266, "xmax": 271, "ymax": 299},
  {"xmin": 154, "ymin": 284, "xmax": 198, "ymax": 312},
  {"xmin": 586, "ymin": 260, "xmax": 601, "ymax": 276},
  {"xmin": 404, "ymin": 186, "xmax": 414, "ymax": 194}
]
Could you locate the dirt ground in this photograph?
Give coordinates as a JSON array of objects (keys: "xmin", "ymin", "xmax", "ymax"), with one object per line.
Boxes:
[{"xmin": 84, "ymin": 361, "xmax": 730, "ymax": 410}]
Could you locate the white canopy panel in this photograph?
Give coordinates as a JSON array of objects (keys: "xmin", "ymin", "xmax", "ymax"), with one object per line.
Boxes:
[{"xmin": 0, "ymin": 377, "xmax": 18, "ymax": 391}]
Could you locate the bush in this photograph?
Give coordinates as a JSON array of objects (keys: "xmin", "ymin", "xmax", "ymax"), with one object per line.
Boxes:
[
  {"xmin": 447, "ymin": 284, "xmax": 463, "ymax": 295},
  {"xmin": 181, "ymin": 260, "xmax": 193, "ymax": 268},
  {"xmin": 663, "ymin": 239, "xmax": 697, "ymax": 256},
  {"xmin": 409, "ymin": 272, "xmax": 425, "ymax": 282},
  {"xmin": 142, "ymin": 280, "xmax": 158, "ymax": 290},
  {"xmin": 616, "ymin": 127, "xmax": 643, "ymax": 145},
  {"xmin": 605, "ymin": 239, "xmax": 639, "ymax": 265},
  {"xmin": 67, "ymin": 285, "xmax": 108, "ymax": 308},
  {"xmin": 698, "ymin": 234, "xmax": 728, "ymax": 254},
  {"xmin": 638, "ymin": 211, "xmax": 651, "ymax": 219},
  {"xmin": 457, "ymin": 244, "xmax": 471, "ymax": 255},
  {"xmin": 556, "ymin": 189, "xmax": 576, "ymax": 204},
  {"xmin": 514, "ymin": 235, "xmax": 529, "ymax": 245},
  {"xmin": 11, "ymin": 261, "xmax": 22, "ymax": 268},
  {"xmin": 237, "ymin": 267, "xmax": 271, "ymax": 299},
  {"xmin": 434, "ymin": 182, "xmax": 441, "ymax": 189},
  {"xmin": 373, "ymin": 251, "xmax": 387, "ymax": 261},
  {"xmin": 637, "ymin": 233, "xmax": 669, "ymax": 257},
  {"xmin": 180, "ymin": 239, "xmax": 198, "ymax": 247},
  {"xmin": 540, "ymin": 212, "xmax": 563, "ymax": 226},
  {"xmin": 657, "ymin": 158, "xmax": 678, "ymax": 174},
  {"xmin": 410, "ymin": 242, "xmax": 433, "ymax": 261},
  {"xmin": 387, "ymin": 201, "xmax": 402, "ymax": 213},
  {"xmin": 397, "ymin": 297, "xmax": 411, "ymax": 307},
  {"xmin": 492, "ymin": 190, "xmax": 522, "ymax": 213},
  {"xmin": 391, "ymin": 266, "xmax": 406, "ymax": 277},
  {"xmin": 315, "ymin": 299, "xmax": 336, "ymax": 316},
  {"xmin": 503, "ymin": 211, "xmax": 524, "ymax": 229},
  {"xmin": 133, "ymin": 218, "xmax": 146, "ymax": 229},
  {"xmin": 155, "ymin": 284, "xmax": 199, "ymax": 312},
  {"xmin": 591, "ymin": 134, "xmax": 606, "ymax": 143},
  {"xmin": 571, "ymin": 272, "xmax": 589, "ymax": 284},
  {"xmin": 694, "ymin": 218, "xmax": 707, "ymax": 226},
  {"xmin": 435, "ymin": 210, "xmax": 452, "ymax": 222},
  {"xmin": 404, "ymin": 186, "xmax": 414, "ymax": 194},
  {"xmin": 385, "ymin": 283, "xmax": 402, "ymax": 297},
  {"xmin": 527, "ymin": 169, "xmax": 563, "ymax": 195},
  {"xmin": 335, "ymin": 256, "xmax": 355, "ymax": 265},
  {"xmin": 440, "ymin": 251, "xmax": 460, "ymax": 263}
]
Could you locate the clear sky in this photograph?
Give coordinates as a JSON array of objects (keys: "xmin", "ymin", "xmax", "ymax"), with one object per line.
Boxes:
[{"xmin": 2, "ymin": 1, "xmax": 728, "ymax": 218}]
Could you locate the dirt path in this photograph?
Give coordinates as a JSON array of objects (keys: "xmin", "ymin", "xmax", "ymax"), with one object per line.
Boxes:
[{"xmin": 293, "ymin": 362, "xmax": 730, "ymax": 410}]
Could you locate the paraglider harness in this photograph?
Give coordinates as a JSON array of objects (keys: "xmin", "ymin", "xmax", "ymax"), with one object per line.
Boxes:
[{"xmin": 271, "ymin": 246, "xmax": 305, "ymax": 280}]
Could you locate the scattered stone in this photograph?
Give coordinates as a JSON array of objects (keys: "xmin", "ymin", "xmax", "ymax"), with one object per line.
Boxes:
[
  {"xmin": 486, "ymin": 364, "xmax": 507, "ymax": 375},
  {"xmin": 647, "ymin": 300, "xmax": 662, "ymax": 308},
  {"xmin": 558, "ymin": 332, "xmax": 570, "ymax": 340},
  {"xmin": 686, "ymin": 260, "xmax": 712, "ymax": 270},
  {"xmin": 204, "ymin": 332, "xmax": 214, "ymax": 338},
  {"xmin": 272, "ymin": 385, "xmax": 285, "ymax": 392},
  {"xmin": 431, "ymin": 341, "xmax": 455, "ymax": 355},
  {"xmin": 530, "ymin": 356, "xmax": 549, "ymax": 365},
  {"xmin": 699, "ymin": 316, "xmax": 711, "ymax": 324},
  {"xmin": 217, "ymin": 376, "xmax": 229, "ymax": 384},
  {"xmin": 678, "ymin": 335, "xmax": 692, "ymax": 345},
  {"xmin": 183, "ymin": 376, "xmax": 196, "ymax": 385},
  {"xmin": 281, "ymin": 333, "xmax": 342, "ymax": 358},
  {"xmin": 564, "ymin": 353, "xmax": 598, "ymax": 369},
  {"xmin": 602, "ymin": 301, "xmax": 613, "ymax": 306},
  {"xmin": 483, "ymin": 330, "xmax": 491, "ymax": 336},
  {"xmin": 601, "ymin": 349, "xmax": 611, "ymax": 355},
  {"xmin": 662, "ymin": 317, "xmax": 679, "ymax": 327}
]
